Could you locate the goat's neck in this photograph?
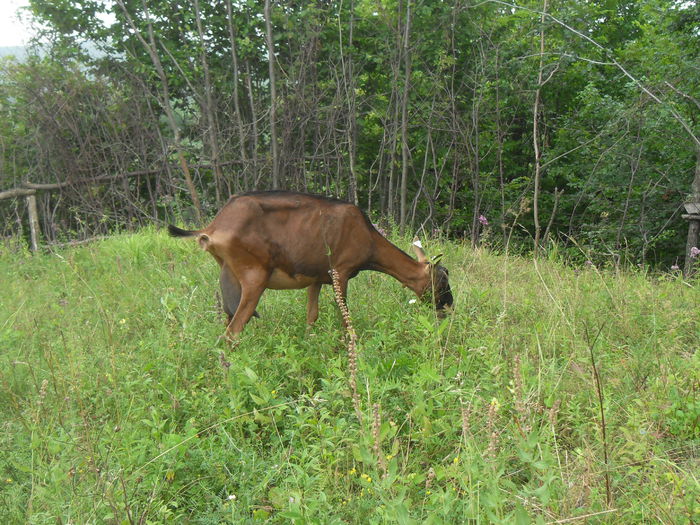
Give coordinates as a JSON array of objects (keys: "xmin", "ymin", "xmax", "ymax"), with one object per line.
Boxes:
[{"xmin": 370, "ymin": 234, "xmax": 428, "ymax": 296}]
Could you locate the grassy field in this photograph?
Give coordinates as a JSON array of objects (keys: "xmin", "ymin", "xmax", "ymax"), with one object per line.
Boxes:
[{"xmin": 0, "ymin": 229, "xmax": 698, "ymax": 524}]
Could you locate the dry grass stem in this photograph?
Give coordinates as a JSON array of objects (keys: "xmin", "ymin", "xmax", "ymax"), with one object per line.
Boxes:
[
  {"xmin": 372, "ymin": 403, "xmax": 387, "ymax": 478},
  {"xmin": 585, "ymin": 324, "xmax": 613, "ymax": 507}
]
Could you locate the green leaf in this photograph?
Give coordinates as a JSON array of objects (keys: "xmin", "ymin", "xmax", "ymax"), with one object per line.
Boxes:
[
  {"xmin": 268, "ymin": 486, "xmax": 288, "ymax": 509},
  {"xmin": 514, "ymin": 503, "xmax": 531, "ymax": 525},
  {"xmin": 243, "ymin": 367, "xmax": 259, "ymax": 382},
  {"xmin": 252, "ymin": 509, "xmax": 271, "ymax": 521},
  {"xmin": 250, "ymin": 392, "xmax": 266, "ymax": 405}
]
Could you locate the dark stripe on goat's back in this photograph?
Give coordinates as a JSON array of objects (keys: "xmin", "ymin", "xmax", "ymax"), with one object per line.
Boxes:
[{"xmin": 225, "ymin": 190, "xmax": 377, "ymax": 231}]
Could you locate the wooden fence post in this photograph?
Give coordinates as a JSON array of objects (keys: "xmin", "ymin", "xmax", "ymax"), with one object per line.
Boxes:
[{"xmin": 26, "ymin": 193, "xmax": 41, "ymax": 252}]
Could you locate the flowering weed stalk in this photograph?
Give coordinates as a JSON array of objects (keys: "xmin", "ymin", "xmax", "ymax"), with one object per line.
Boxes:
[
  {"xmin": 486, "ymin": 398, "xmax": 500, "ymax": 462},
  {"xmin": 330, "ymin": 268, "xmax": 362, "ymax": 425},
  {"xmin": 460, "ymin": 402, "xmax": 471, "ymax": 444},
  {"xmin": 512, "ymin": 354, "xmax": 531, "ymax": 434}
]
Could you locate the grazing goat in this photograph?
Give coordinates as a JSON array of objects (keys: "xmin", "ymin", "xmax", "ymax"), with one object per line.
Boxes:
[{"xmin": 168, "ymin": 191, "xmax": 453, "ymax": 339}]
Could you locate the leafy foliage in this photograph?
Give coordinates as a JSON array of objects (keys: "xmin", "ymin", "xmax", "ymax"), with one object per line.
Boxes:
[{"xmin": 0, "ymin": 0, "xmax": 698, "ymax": 266}]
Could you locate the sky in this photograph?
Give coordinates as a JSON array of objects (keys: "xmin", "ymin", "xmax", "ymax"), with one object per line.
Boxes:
[{"xmin": 0, "ymin": 0, "xmax": 32, "ymax": 47}]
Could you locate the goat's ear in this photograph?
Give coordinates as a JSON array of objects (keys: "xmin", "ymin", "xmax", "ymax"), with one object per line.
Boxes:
[
  {"xmin": 430, "ymin": 253, "xmax": 444, "ymax": 265},
  {"xmin": 412, "ymin": 237, "xmax": 428, "ymax": 263}
]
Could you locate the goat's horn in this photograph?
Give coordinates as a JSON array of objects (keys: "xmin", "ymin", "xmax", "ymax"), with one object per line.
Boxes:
[{"xmin": 412, "ymin": 237, "xmax": 428, "ymax": 262}]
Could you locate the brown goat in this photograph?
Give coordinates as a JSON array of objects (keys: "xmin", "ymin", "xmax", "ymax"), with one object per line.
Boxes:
[{"xmin": 168, "ymin": 191, "xmax": 453, "ymax": 339}]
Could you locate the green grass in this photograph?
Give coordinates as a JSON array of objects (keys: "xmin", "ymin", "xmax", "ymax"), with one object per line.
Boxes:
[{"xmin": 0, "ymin": 229, "xmax": 698, "ymax": 524}]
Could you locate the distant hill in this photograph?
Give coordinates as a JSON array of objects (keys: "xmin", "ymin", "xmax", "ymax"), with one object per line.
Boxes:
[
  {"xmin": 0, "ymin": 44, "xmax": 102, "ymax": 61},
  {"xmin": 0, "ymin": 46, "xmax": 27, "ymax": 59}
]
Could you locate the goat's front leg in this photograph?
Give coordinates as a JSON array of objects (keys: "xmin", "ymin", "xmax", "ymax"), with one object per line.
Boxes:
[{"xmin": 306, "ymin": 283, "xmax": 322, "ymax": 325}]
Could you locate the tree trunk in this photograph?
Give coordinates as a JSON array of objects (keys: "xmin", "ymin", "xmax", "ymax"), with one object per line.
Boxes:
[
  {"xmin": 684, "ymin": 146, "xmax": 700, "ymax": 276},
  {"xmin": 386, "ymin": 2, "xmax": 403, "ymax": 222},
  {"xmin": 469, "ymin": 75, "xmax": 483, "ymax": 248},
  {"xmin": 245, "ymin": 61, "xmax": 260, "ymax": 188},
  {"xmin": 387, "ymin": 94, "xmax": 399, "ymax": 222},
  {"xmin": 532, "ymin": 0, "xmax": 548, "ymax": 254},
  {"xmin": 264, "ymin": 0, "xmax": 280, "ymax": 189},
  {"xmin": 225, "ymin": 0, "xmax": 250, "ymax": 191},
  {"xmin": 616, "ymin": 126, "xmax": 643, "ymax": 251},
  {"xmin": 399, "ymin": 0, "xmax": 412, "ymax": 234},
  {"xmin": 339, "ymin": 0, "xmax": 358, "ymax": 205},
  {"xmin": 495, "ymin": 47, "xmax": 508, "ymax": 246},
  {"xmin": 194, "ymin": 0, "xmax": 224, "ymax": 202},
  {"xmin": 117, "ymin": 0, "xmax": 203, "ymax": 222}
]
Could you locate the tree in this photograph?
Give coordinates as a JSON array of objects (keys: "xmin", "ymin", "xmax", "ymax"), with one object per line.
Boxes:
[{"xmin": 0, "ymin": 0, "xmax": 694, "ymax": 269}]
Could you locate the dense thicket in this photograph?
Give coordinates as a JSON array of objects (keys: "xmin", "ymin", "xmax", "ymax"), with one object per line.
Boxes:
[{"xmin": 0, "ymin": 0, "xmax": 698, "ymax": 267}]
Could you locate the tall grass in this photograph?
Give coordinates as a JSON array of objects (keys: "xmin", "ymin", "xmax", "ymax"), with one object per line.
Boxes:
[{"xmin": 0, "ymin": 229, "xmax": 698, "ymax": 523}]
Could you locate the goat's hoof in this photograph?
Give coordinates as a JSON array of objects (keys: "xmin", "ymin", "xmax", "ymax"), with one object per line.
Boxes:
[{"xmin": 225, "ymin": 336, "xmax": 240, "ymax": 350}]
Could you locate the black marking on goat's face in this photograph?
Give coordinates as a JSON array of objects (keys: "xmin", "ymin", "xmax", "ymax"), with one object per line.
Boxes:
[
  {"xmin": 423, "ymin": 264, "xmax": 453, "ymax": 313},
  {"xmin": 433, "ymin": 265, "xmax": 454, "ymax": 311}
]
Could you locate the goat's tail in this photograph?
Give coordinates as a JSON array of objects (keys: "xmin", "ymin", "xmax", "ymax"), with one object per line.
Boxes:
[
  {"xmin": 168, "ymin": 225, "xmax": 200, "ymax": 238},
  {"xmin": 168, "ymin": 224, "xmax": 212, "ymax": 251}
]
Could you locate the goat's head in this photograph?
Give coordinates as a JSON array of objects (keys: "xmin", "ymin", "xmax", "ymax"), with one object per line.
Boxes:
[{"xmin": 412, "ymin": 239, "xmax": 454, "ymax": 314}]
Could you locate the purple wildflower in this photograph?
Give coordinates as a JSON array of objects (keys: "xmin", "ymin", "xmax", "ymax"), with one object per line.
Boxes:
[
  {"xmin": 478, "ymin": 215, "xmax": 489, "ymax": 226},
  {"xmin": 691, "ymin": 246, "xmax": 700, "ymax": 258}
]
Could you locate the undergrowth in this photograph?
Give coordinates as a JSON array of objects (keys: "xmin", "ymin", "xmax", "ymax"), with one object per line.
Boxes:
[{"xmin": 0, "ymin": 228, "xmax": 698, "ymax": 523}]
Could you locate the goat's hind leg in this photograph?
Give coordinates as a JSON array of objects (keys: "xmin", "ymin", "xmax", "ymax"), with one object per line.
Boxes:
[
  {"xmin": 225, "ymin": 271, "xmax": 268, "ymax": 342},
  {"xmin": 220, "ymin": 265, "xmax": 259, "ymax": 325}
]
